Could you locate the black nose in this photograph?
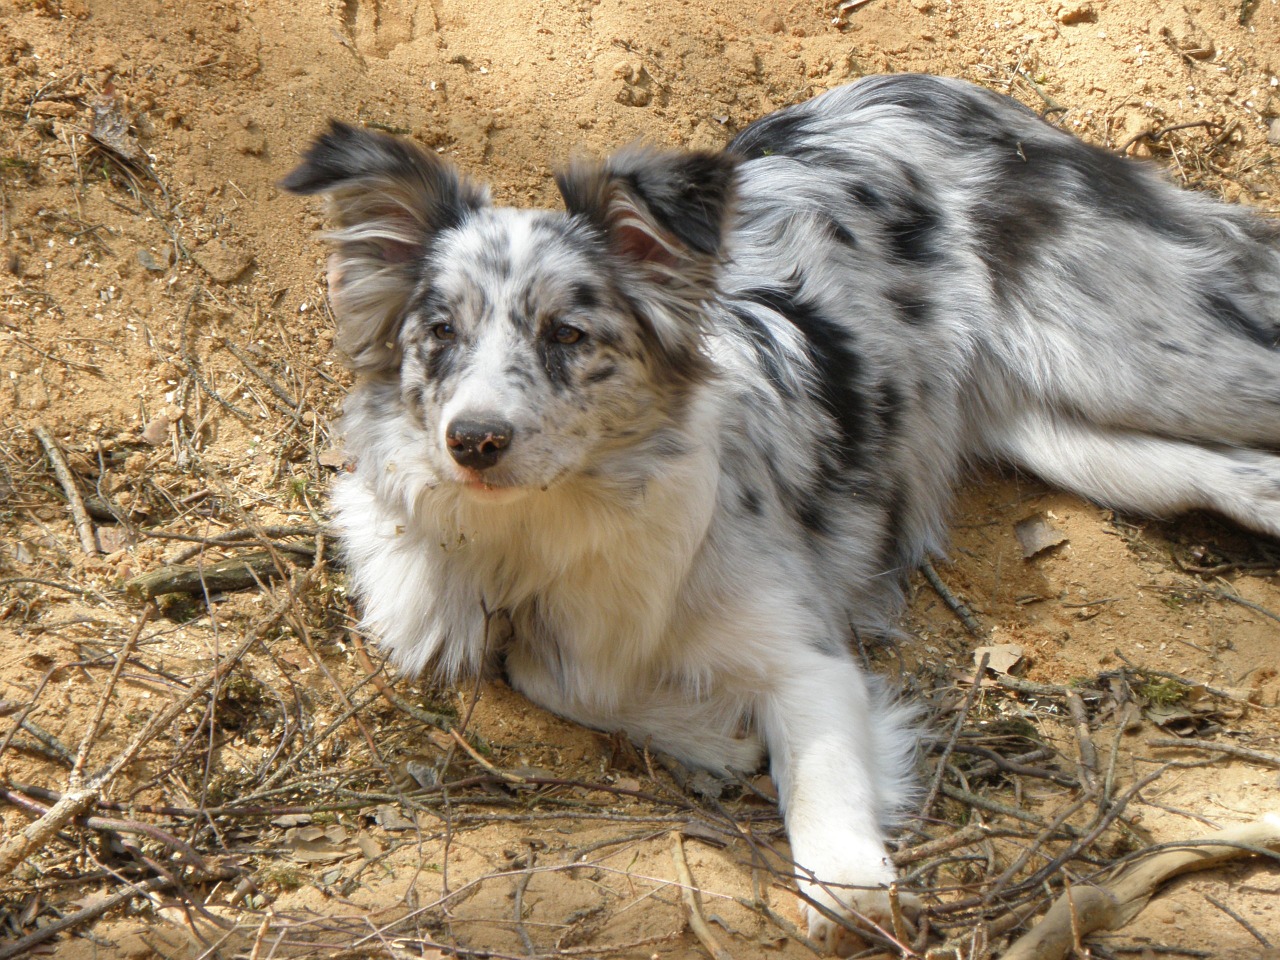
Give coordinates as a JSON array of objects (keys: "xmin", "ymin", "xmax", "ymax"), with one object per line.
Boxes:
[{"xmin": 446, "ymin": 418, "xmax": 514, "ymax": 470}]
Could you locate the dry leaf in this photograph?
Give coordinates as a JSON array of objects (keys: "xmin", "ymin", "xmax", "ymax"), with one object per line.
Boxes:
[
  {"xmin": 356, "ymin": 832, "xmax": 382, "ymax": 859},
  {"xmin": 89, "ymin": 86, "xmax": 144, "ymax": 162},
  {"xmin": 286, "ymin": 824, "xmax": 354, "ymax": 862},
  {"xmin": 975, "ymin": 643, "xmax": 1025, "ymax": 676},
  {"xmin": 373, "ymin": 805, "xmax": 418, "ymax": 832},
  {"xmin": 1015, "ymin": 513, "xmax": 1068, "ymax": 558},
  {"xmin": 141, "ymin": 413, "xmax": 170, "ymax": 445}
]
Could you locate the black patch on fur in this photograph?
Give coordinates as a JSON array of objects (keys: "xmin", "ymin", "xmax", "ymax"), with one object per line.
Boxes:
[
  {"xmin": 536, "ymin": 340, "xmax": 576, "ymax": 390},
  {"xmin": 282, "ymin": 120, "xmax": 484, "ymax": 235},
  {"xmin": 736, "ymin": 286, "xmax": 870, "ymax": 472},
  {"xmin": 504, "ymin": 360, "xmax": 536, "ymax": 385},
  {"xmin": 740, "ymin": 487, "xmax": 763, "ymax": 516},
  {"xmin": 557, "ymin": 148, "xmax": 738, "ymax": 261},
  {"xmin": 837, "ymin": 76, "xmax": 1194, "ymax": 283},
  {"xmin": 1030, "ymin": 139, "xmax": 1184, "ymax": 236},
  {"xmin": 730, "ymin": 110, "xmax": 815, "ymax": 161},
  {"xmin": 762, "ymin": 456, "xmax": 834, "ymax": 538},
  {"xmin": 821, "ymin": 214, "xmax": 859, "ymax": 249},
  {"xmin": 422, "ymin": 340, "xmax": 463, "ymax": 384},
  {"xmin": 585, "ymin": 364, "xmax": 617, "ymax": 383},
  {"xmin": 846, "ymin": 174, "xmax": 942, "ymax": 265},
  {"xmin": 794, "ymin": 499, "xmax": 831, "ymax": 536},
  {"xmin": 620, "ymin": 152, "xmax": 737, "ymax": 257},
  {"xmin": 971, "ymin": 187, "xmax": 1065, "ymax": 290},
  {"xmin": 1203, "ymin": 291, "xmax": 1278, "ymax": 348},
  {"xmin": 727, "ymin": 305, "xmax": 795, "ymax": 398},
  {"xmin": 877, "ymin": 482, "xmax": 911, "ymax": 574},
  {"xmin": 882, "ymin": 192, "xmax": 942, "ymax": 265},
  {"xmin": 477, "ymin": 246, "xmax": 512, "ymax": 279},
  {"xmin": 985, "ymin": 135, "xmax": 1185, "ymax": 240},
  {"xmin": 847, "ymin": 182, "xmax": 887, "ymax": 212},
  {"xmin": 569, "ymin": 281, "xmax": 600, "ymax": 312},
  {"xmin": 879, "ymin": 380, "xmax": 906, "ymax": 434},
  {"xmin": 886, "ymin": 284, "xmax": 934, "ymax": 327}
]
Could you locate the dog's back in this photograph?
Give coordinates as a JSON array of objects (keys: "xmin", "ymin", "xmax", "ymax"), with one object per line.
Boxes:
[{"xmin": 720, "ymin": 73, "xmax": 1280, "ymax": 582}]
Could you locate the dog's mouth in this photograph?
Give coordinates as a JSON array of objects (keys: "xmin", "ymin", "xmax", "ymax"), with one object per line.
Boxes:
[
  {"xmin": 448, "ymin": 460, "xmax": 572, "ymax": 502},
  {"xmin": 454, "ymin": 469, "xmax": 530, "ymax": 503},
  {"xmin": 463, "ymin": 476, "xmax": 508, "ymax": 494}
]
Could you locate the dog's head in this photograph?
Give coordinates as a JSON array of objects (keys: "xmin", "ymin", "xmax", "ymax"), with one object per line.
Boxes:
[{"xmin": 284, "ymin": 122, "xmax": 737, "ymax": 500}]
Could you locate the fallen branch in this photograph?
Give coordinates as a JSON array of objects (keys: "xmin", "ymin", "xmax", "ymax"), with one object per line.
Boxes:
[
  {"xmin": 1001, "ymin": 812, "xmax": 1280, "ymax": 960},
  {"xmin": 0, "ymin": 786, "xmax": 99, "ymax": 877},
  {"xmin": 1, "ymin": 785, "xmax": 209, "ymax": 869},
  {"xmin": 126, "ymin": 547, "xmax": 314, "ymax": 599},
  {"xmin": 34, "ymin": 425, "xmax": 99, "ymax": 556}
]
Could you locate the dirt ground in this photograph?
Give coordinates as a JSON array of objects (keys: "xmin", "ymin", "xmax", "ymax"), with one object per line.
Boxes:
[{"xmin": 2, "ymin": 0, "xmax": 1280, "ymax": 957}]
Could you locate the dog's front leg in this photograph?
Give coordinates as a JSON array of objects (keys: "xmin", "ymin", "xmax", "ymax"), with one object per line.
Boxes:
[{"xmin": 760, "ymin": 650, "xmax": 913, "ymax": 956}]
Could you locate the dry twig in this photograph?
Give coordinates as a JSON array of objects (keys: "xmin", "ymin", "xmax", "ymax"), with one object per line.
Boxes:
[
  {"xmin": 920, "ymin": 557, "xmax": 987, "ymax": 637},
  {"xmin": 0, "ymin": 569, "xmax": 312, "ymax": 876},
  {"xmin": 1147, "ymin": 736, "xmax": 1280, "ymax": 769},
  {"xmin": 33, "ymin": 425, "xmax": 98, "ymax": 556},
  {"xmin": 922, "ymin": 651, "xmax": 990, "ymax": 818},
  {"xmin": 671, "ymin": 831, "xmax": 735, "ymax": 960}
]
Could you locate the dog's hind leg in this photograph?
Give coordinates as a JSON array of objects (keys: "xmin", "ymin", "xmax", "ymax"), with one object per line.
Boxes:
[{"xmin": 985, "ymin": 405, "xmax": 1280, "ymax": 538}]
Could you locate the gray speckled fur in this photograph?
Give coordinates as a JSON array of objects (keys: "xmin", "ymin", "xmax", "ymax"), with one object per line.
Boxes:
[{"xmin": 285, "ymin": 75, "xmax": 1280, "ymax": 951}]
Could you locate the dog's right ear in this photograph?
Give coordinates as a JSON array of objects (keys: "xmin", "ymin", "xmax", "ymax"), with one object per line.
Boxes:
[
  {"xmin": 283, "ymin": 122, "xmax": 489, "ymax": 373},
  {"xmin": 555, "ymin": 146, "xmax": 737, "ymax": 373}
]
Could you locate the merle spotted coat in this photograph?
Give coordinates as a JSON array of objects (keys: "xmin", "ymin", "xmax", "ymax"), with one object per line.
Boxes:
[{"xmin": 284, "ymin": 74, "xmax": 1280, "ymax": 954}]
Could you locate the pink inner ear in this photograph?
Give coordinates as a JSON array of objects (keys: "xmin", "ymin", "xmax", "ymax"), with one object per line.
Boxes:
[
  {"xmin": 376, "ymin": 238, "xmax": 421, "ymax": 264},
  {"xmin": 614, "ymin": 222, "xmax": 680, "ymax": 268},
  {"xmin": 364, "ymin": 203, "xmax": 423, "ymax": 263},
  {"xmin": 326, "ymin": 255, "xmax": 345, "ymax": 292}
]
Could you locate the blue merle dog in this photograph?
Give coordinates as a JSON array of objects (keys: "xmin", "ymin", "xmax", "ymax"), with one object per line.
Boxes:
[{"xmin": 284, "ymin": 74, "xmax": 1280, "ymax": 954}]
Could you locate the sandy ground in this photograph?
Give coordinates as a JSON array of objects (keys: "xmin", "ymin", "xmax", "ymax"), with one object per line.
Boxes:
[{"xmin": 2, "ymin": 0, "xmax": 1280, "ymax": 956}]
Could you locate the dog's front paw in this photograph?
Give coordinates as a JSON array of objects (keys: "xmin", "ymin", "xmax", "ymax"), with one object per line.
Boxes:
[{"xmin": 804, "ymin": 885, "xmax": 921, "ymax": 957}]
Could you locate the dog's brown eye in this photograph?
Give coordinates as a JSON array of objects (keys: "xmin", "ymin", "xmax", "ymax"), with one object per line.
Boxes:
[
  {"xmin": 552, "ymin": 324, "xmax": 585, "ymax": 345},
  {"xmin": 430, "ymin": 322, "xmax": 456, "ymax": 342}
]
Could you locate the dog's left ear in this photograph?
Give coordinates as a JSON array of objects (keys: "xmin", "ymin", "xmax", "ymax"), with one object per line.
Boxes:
[{"xmin": 556, "ymin": 146, "xmax": 738, "ymax": 356}]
